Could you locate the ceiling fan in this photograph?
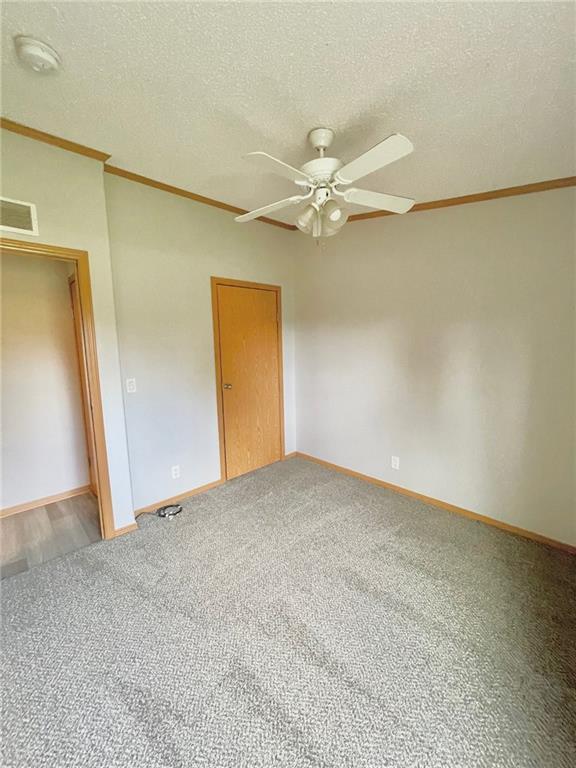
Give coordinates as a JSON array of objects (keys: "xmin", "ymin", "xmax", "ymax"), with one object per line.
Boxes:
[{"xmin": 235, "ymin": 127, "xmax": 415, "ymax": 237}]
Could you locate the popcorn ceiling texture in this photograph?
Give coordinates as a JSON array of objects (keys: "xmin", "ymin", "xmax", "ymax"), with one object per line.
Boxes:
[{"xmin": 1, "ymin": 2, "xmax": 574, "ymax": 222}]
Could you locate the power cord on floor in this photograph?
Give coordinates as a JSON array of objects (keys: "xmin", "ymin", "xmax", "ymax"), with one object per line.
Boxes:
[{"xmin": 154, "ymin": 504, "xmax": 183, "ymax": 521}]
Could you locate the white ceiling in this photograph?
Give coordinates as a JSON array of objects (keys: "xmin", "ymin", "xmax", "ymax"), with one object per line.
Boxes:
[{"xmin": 2, "ymin": 2, "xmax": 575, "ymax": 223}]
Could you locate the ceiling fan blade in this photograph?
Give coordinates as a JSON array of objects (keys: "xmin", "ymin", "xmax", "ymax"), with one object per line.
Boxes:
[
  {"xmin": 235, "ymin": 195, "xmax": 306, "ymax": 222},
  {"xmin": 343, "ymin": 188, "xmax": 415, "ymax": 214},
  {"xmin": 244, "ymin": 152, "xmax": 310, "ymax": 184},
  {"xmin": 335, "ymin": 134, "xmax": 414, "ymax": 185}
]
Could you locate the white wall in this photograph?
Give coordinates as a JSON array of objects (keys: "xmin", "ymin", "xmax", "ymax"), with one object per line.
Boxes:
[
  {"xmin": 295, "ymin": 189, "xmax": 576, "ymax": 546},
  {"xmin": 0, "ymin": 130, "xmax": 134, "ymax": 529},
  {"xmin": 1, "ymin": 255, "xmax": 89, "ymax": 507},
  {"xmin": 105, "ymin": 174, "xmax": 296, "ymax": 510},
  {"xmin": 3, "ymin": 129, "xmax": 573, "ymax": 546}
]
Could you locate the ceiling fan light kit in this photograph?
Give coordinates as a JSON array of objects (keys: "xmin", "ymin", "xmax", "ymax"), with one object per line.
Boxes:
[
  {"xmin": 295, "ymin": 205, "xmax": 317, "ymax": 234},
  {"xmin": 323, "ymin": 199, "xmax": 343, "ymax": 223},
  {"xmin": 236, "ymin": 127, "xmax": 415, "ymax": 237}
]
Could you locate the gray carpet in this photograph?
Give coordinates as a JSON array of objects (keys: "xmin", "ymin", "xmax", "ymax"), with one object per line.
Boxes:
[{"xmin": 1, "ymin": 457, "xmax": 575, "ymax": 767}]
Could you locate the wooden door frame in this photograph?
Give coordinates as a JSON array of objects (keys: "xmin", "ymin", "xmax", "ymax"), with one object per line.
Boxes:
[
  {"xmin": 1, "ymin": 237, "xmax": 116, "ymax": 540},
  {"xmin": 211, "ymin": 276, "xmax": 285, "ymax": 480},
  {"xmin": 68, "ymin": 273, "xmax": 98, "ymax": 497}
]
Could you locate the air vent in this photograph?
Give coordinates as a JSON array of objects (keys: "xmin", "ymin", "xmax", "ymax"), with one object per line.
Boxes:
[{"xmin": 0, "ymin": 197, "xmax": 39, "ymax": 236}]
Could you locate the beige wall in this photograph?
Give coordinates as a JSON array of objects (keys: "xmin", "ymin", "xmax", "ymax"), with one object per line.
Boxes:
[
  {"xmin": 295, "ymin": 188, "xmax": 576, "ymax": 545},
  {"xmin": 2, "ymin": 128, "xmax": 574, "ymax": 546},
  {"xmin": 0, "ymin": 130, "xmax": 134, "ymax": 529},
  {"xmin": 105, "ymin": 174, "xmax": 296, "ymax": 510},
  {"xmin": 1, "ymin": 254, "xmax": 89, "ymax": 507}
]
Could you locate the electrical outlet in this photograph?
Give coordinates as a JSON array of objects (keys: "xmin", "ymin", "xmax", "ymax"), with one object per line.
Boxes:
[
  {"xmin": 391, "ymin": 456, "xmax": 400, "ymax": 471},
  {"xmin": 126, "ymin": 378, "xmax": 137, "ymax": 394},
  {"xmin": 171, "ymin": 465, "xmax": 180, "ymax": 480}
]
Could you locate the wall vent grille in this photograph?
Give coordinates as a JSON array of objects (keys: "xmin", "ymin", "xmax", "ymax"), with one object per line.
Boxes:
[{"xmin": 0, "ymin": 197, "xmax": 39, "ymax": 236}]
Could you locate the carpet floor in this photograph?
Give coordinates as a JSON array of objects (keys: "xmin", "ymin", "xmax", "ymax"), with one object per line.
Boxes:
[{"xmin": 1, "ymin": 457, "xmax": 575, "ymax": 767}]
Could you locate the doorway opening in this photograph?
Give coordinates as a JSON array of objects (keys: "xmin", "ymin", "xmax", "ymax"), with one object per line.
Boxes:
[
  {"xmin": 211, "ymin": 276, "xmax": 285, "ymax": 480},
  {"xmin": 0, "ymin": 238, "xmax": 115, "ymax": 577}
]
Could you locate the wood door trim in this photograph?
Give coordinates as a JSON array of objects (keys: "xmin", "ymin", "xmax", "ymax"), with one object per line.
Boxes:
[
  {"xmin": 68, "ymin": 274, "xmax": 98, "ymax": 496},
  {"xmin": 211, "ymin": 276, "xmax": 284, "ymax": 292},
  {"xmin": 107, "ymin": 522, "xmax": 139, "ymax": 538},
  {"xmin": 0, "ymin": 237, "xmax": 117, "ymax": 540},
  {"xmin": 211, "ymin": 276, "xmax": 285, "ymax": 480}
]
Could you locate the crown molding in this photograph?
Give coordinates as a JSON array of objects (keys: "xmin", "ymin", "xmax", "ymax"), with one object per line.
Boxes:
[
  {"xmin": 103, "ymin": 165, "xmax": 297, "ymax": 230},
  {"xmin": 0, "ymin": 117, "xmax": 295, "ymax": 230},
  {"xmin": 2, "ymin": 117, "xmax": 572, "ymax": 230},
  {"xmin": 1, "ymin": 117, "xmax": 111, "ymax": 162},
  {"xmin": 348, "ymin": 176, "xmax": 576, "ymax": 222}
]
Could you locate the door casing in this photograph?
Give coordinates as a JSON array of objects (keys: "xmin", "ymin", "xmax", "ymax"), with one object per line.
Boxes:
[
  {"xmin": 68, "ymin": 273, "xmax": 99, "ymax": 497},
  {"xmin": 1, "ymin": 237, "xmax": 116, "ymax": 539},
  {"xmin": 211, "ymin": 276, "xmax": 285, "ymax": 480}
]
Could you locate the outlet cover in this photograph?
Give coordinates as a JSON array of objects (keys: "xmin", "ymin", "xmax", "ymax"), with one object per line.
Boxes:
[
  {"xmin": 126, "ymin": 378, "xmax": 137, "ymax": 394},
  {"xmin": 391, "ymin": 456, "xmax": 400, "ymax": 470},
  {"xmin": 171, "ymin": 465, "xmax": 180, "ymax": 479}
]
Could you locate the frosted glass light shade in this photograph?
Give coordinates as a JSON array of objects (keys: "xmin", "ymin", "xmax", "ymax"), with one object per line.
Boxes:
[
  {"xmin": 323, "ymin": 199, "xmax": 343, "ymax": 223},
  {"xmin": 320, "ymin": 206, "xmax": 348, "ymax": 236},
  {"xmin": 296, "ymin": 204, "xmax": 317, "ymax": 233}
]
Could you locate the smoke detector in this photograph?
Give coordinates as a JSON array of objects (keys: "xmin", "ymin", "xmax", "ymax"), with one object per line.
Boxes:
[{"xmin": 14, "ymin": 36, "xmax": 61, "ymax": 73}]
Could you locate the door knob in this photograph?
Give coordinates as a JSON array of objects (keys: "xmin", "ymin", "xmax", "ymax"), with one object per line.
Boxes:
[{"xmin": 223, "ymin": 383, "xmax": 232, "ymax": 389}]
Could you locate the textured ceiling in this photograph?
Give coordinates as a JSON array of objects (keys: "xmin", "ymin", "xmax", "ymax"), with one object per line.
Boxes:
[{"xmin": 1, "ymin": 2, "xmax": 575, "ymax": 223}]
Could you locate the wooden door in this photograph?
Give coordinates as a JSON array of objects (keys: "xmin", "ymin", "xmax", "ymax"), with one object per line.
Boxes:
[
  {"xmin": 213, "ymin": 279, "xmax": 283, "ymax": 479},
  {"xmin": 69, "ymin": 274, "xmax": 98, "ymax": 496}
]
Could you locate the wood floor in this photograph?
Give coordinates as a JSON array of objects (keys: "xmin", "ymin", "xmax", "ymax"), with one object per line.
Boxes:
[{"xmin": 0, "ymin": 493, "xmax": 101, "ymax": 579}]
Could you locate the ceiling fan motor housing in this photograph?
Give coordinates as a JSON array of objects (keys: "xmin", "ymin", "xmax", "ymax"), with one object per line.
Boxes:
[{"xmin": 300, "ymin": 157, "xmax": 343, "ymax": 184}]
